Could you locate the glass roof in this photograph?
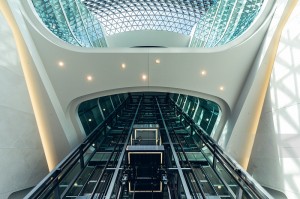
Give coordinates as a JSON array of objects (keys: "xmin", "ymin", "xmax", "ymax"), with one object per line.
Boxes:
[
  {"xmin": 32, "ymin": 0, "xmax": 107, "ymax": 47},
  {"xmin": 190, "ymin": 0, "xmax": 264, "ymax": 47},
  {"xmin": 31, "ymin": 0, "xmax": 265, "ymax": 47},
  {"xmin": 82, "ymin": 0, "xmax": 217, "ymax": 35}
]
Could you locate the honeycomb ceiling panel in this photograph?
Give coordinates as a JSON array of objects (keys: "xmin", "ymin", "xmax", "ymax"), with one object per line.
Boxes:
[{"xmin": 82, "ymin": 0, "xmax": 215, "ymax": 35}]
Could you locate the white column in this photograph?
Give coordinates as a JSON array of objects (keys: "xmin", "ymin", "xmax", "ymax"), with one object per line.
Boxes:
[
  {"xmin": 226, "ymin": 0, "xmax": 297, "ymax": 169},
  {"xmin": 248, "ymin": 0, "xmax": 300, "ymax": 198}
]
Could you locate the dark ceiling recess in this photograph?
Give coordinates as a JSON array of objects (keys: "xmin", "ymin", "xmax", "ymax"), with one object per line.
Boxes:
[{"xmin": 131, "ymin": 46, "xmax": 167, "ymax": 48}]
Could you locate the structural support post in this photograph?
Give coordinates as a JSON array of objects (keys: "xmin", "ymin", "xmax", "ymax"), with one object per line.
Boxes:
[
  {"xmin": 105, "ymin": 98, "xmax": 142, "ymax": 199},
  {"xmin": 156, "ymin": 98, "xmax": 193, "ymax": 199}
]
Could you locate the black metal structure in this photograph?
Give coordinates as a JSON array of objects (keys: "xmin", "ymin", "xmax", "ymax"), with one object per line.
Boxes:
[{"xmin": 25, "ymin": 93, "xmax": 273, "ymax": 199}]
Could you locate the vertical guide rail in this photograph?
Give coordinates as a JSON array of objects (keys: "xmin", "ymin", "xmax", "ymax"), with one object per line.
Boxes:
[
  {"xmin": 155, "ymin": 98, "xmax": 194, "ymax": 199},
  {"xmin": 169, "ymin": 97, "xmax": 274, "ymax": 199},
  {"xmin": 105, "ymin": 97, "xmax": 143, "ymax": 199}
]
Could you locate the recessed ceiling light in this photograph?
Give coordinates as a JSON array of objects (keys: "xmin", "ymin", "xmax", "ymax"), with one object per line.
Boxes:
[
  {"xmin": 155, "ymin": 59, "xmax": 160, "ymax": 64},
  {"xmin": 58, "ymin": 61, "xmax": 64, "ymax": 67},
  {"xmin": 217, "ymin": 185, "xmax": 222, "ymax": 189},
  {"xmin": 201, "ymin": 70, "xmax": 207, "ymax": 76},
  {"xmin": 88, "ymin": 118, "xmax": 92, "ymax": 122},
  {"xmin": 142, "ymin": 74, "xmax": 147, "ymax": 80},
  {"xmin": 219, "ymin": 86, "xmax": 224, "ymax": 91},
  {"xmin": 121, "ymin": 63, "xmax": 126, "ymax": 69},
  {"xmin": 87, "ymin": 75, "xmax": 93, "ymax": 81}
]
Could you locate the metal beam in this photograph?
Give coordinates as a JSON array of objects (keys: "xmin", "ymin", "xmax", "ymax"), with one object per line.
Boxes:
[
  {"xmin": 105, "ymin": 97, "xmax": 142, "ymax": 199},
  {"xmin": 155, "ymin": 98, "xmax": 193, "ymax": 199}
]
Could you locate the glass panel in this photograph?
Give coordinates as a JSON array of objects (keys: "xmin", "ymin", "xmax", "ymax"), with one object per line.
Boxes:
[
  {"xmin": 59, "ymin": 162, "xmax": 81, "ymax": 194},
  {"xmin": 215, "ymin": 160, "xmax": 239, "ymax": 195},
  {"xmin": 82, "ymin": 0, "xmax": 217, "ymax": 35},
  {"xmin": 189, "ymin": 0, "xmax": 264, "ymax": 47},
  {"xmin": 99, "ymin": 96, "xmax": 114, "ymax": 118},
  {"xmin": 31, "ymin": 0, "xmax": 106, "ymax": 47},
  {"xmin": 78, "ymin": 99, "xmax": 103, "ymax": 135},
  {"xmin": 111, "ymin": 95, "xmax": 121, "ymax": 108}
]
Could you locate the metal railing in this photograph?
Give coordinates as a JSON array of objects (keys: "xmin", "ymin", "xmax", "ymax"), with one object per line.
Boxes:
[
  {"xmin": 25, "ymin": 96, "xmax": 130, "ymax": 199},
  {"xmin": 25, "ymin": 94, "xmax": 274, "ymax": 199},
  {"xmin": 169, "ymin": 97, "xmax": 274, "ymax": 199}
]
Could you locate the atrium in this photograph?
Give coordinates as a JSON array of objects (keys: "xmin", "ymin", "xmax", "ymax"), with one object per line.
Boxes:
[{"xmin": 0, "ymin": 0, "xmax": 300, "ymax": 198}]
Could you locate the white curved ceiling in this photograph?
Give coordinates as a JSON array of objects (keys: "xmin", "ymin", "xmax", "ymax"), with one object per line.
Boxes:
[{"xmin": 21, "ymin": 0, "xmax": 274, "ymax": 115}]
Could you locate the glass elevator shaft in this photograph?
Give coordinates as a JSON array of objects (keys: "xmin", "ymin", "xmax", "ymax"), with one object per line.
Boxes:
[{"xmin": 25, "ymin": 94, "xmax": 273, "ymax": 199}]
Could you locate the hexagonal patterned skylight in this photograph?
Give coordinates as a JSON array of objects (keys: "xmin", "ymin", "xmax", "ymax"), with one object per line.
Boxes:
[{"xmin": 82, "ymin": 0, "xmax": 217, "ymax": 35}]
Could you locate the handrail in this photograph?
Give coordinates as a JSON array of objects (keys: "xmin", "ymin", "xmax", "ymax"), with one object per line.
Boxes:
[
  {"xmin": 25, "ymin": 96, "xmax": 130, "ymax": 199},
  {"xmin": 168, "ymin": 97, "xmax": 274, "ymax": 199}
]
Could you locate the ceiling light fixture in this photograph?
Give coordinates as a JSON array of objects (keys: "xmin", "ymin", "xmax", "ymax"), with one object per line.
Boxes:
[
  {"xmin": 87, "ymin": 75, "xmax": 93, "ymax": 81},
  {"xmin": 219, "ymin": 86, "xmax": 224, "ymax": 91},
  {"xmin": 155, "ymin": 59, "xmax": 160, "ymax": 64},
  {"xmin": 58, "ymin": 61, "xmax": 64, "ymax": 67},
  {"xmin": 201, "ymin": 70, "xmax": 207, "ymax": 76},
  {"xmin": 121, "ymin": 63, "xmax": 126, "ymax": 69},
  {"xmin": 142, "ymin": 74, "xmax": 147, "ymax": 80}
]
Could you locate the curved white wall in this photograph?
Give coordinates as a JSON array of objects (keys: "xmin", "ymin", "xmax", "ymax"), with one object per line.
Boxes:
[
  {"xmin": 248, "ymin": 0, "xmax": 300, "ymax": 198},
  {"xmin": 1, "ymin": 0, "xmax": 288, "ymax": 198},
  {"xmin": 0, "ymin": 6, "xmax": 48, "ymax": 198},
  {"xmin": 19, "ymin": 0, "xmax": 274, "ymax": 172},
  {"xmin": 106, "ymin": 30, "xmax": 191, "ymax": 47}
]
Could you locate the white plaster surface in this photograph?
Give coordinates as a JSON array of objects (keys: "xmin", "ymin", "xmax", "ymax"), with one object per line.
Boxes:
[
  {"xmin": 249, "ymin": 1, "xmax": 300, "ymax": 198},
  {"xmin": 0, "ymin": 11, "xmax": 48, "ymax": 199}
]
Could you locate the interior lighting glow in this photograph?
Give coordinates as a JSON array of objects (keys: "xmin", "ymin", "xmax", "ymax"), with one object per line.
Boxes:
[
  {"xmin": 155, "ymin": 59, "xmax": 160, "ymax": 64},
  {"xmin": 58, "ymin": 61, "xmax": 64, "ymax": 67},
  {"xmin": 87, "ymin": 75, "xmax": 93, "ymax": 81},
  {"xmin": 88, "ymin": 118, "xmax": 92, "ymax": 122},
  {"xmin": 121, "ymin": 63, "xmax": 126, "ymax": 69},
  {"xmin": 142, "ymin": 74, "xmax": 147, "ymax": 80},
  {"xmin": 201, "ymin": 70, "xmax": 207, "ymax": 76},
  {"xmin": 217, "ymin": 185, "xmax": 222, "ymax": 189},
  {"xmin": 219, "ymin": 86, "xmax": 224, "ymax": 91}
]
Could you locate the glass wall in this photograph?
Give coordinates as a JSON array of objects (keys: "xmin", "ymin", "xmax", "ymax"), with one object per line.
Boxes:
[
  {"xmin": 31, "ymin": 0, "xmax": 107, "ymax": 47},
  {"xmin": 171, "ymin": 93, "xmax": 221, "ymax": 136},
  {"xmin": 78, "ymin": 93, "xmax": 128, "ymax": 135},
  {"xmin": 32, "ymin": 0, "xmax": 264, "ymax": 48},
  {"xmin": 78, "ymin": 93, "xmax": 220, "ymax": 136},
  {"xmin": 189, "ymin": 0, "xmax": 264, "ymax": 47}
]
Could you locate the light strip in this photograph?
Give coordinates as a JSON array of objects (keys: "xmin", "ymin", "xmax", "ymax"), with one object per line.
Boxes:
[{"xmin": 0, "ymin": 1, "xmax": 57, "ymax": 170}]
